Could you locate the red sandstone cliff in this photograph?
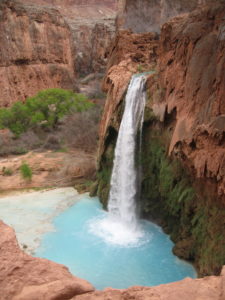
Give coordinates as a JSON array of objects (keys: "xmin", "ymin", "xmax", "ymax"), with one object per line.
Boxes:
[
  {"xmin": 0, "ymin": 0, "xmax": 75, "ymax": 106},
  {"xmin": 157, "ymin": 4, "xmax": 225, "ymax": 200},
  {"xmin": 0, "ymin": 0, "xmax": 117, "ymax": 105},
  {"xmin": 20, "ymin": 0, "xmax": 117, "ymax": 76}
]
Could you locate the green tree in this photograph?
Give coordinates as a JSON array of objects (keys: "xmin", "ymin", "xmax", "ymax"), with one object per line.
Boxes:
[{"xmin": 0, "ymin": 88, "xmax": 93, "ymax": 136}]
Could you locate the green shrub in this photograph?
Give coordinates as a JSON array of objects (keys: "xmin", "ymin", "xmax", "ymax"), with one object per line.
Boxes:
[
  {"xmin": 0, "ymin": 89, "xmax": 94, "ymax": 137},
  {"xmin": 20, "ymin": 162, "xmax": 32, "ymax": 181},
  {"xmin": 2, "ymin": 167, "xmax": 13, "ymax": 176}
]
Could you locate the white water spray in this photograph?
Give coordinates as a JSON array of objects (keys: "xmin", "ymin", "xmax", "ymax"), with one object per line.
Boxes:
[
  {"xmin": 89, "ymin": 74, "xmax": 147, "ymax": 246},
  {"xmin": 108, "ymin": 74, "xmax": 146, "ymax": 227}
]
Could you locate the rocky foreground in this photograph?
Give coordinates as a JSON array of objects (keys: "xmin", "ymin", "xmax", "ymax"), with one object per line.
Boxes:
[
  {"xmin": 0, "ymin": 221, "xmax": 224, "ymax": 300},
  {"xmin": 0, "ymin": 221, "xmax": 94, "ymax": 300}
]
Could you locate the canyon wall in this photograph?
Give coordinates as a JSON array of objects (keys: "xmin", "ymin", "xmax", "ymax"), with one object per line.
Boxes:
[
  {"xmin": 0, "ymin": 0, "xmax": 117, "ymax": 105},
  {"xmin": 0, "ymin": 0, "xmax": 75, "ymax": 106},
  {"xmin": 96, "ymin": 2, "xmax": 225, "ymax": 276},
  {"xmin": 20, "ymin": 0, "xmax": 117, "ymax": 76},
  {"xmin": 60, "ymin": 1, "xmax": 117, "ymax": 76},
  {"xmin": 67, "ymin": 16, "xmax": 115, "ymax": 76},
  {"xmin": 117, "ymin": 0, "xmax": 224, "ymax": 33}
]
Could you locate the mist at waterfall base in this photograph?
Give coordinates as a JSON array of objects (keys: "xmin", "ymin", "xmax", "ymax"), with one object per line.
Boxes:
[{"xmin": 35, "ymin": 75, "xmax": 196, "ymax": 289}]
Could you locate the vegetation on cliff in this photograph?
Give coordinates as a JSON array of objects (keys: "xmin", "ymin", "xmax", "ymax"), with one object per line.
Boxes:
[{"xmin": 141, "ymin": 122, "xmax": 225, "ymax": 276}]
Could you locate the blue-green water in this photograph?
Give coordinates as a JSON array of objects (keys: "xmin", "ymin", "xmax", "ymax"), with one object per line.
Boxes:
[{"xmin": 35, "ymin": 196, "xmax": 196, "ymax": 289}]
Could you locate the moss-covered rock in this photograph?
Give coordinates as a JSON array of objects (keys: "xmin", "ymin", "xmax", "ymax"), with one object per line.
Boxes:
[
  {"xmin": 141, "ymin": 125, "xmax": 225, "ymax": 276},
  {"xmin": 97, "ymin": 134, "xmax": 116, "ymax": 208}
]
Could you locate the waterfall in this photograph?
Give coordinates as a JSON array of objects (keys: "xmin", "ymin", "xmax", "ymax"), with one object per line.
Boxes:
[
  {"xmin": 108, "ymin": 74, "xmax": 146, "ymax": 229},
  {"xmin": 89, "ymin": 74, "xmax": 147, "ymax": 246}
]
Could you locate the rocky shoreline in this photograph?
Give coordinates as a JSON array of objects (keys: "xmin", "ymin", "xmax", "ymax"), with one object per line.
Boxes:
[{"xmin": 1, "ymin": 220, "xmax": 224, "ymax": 299}]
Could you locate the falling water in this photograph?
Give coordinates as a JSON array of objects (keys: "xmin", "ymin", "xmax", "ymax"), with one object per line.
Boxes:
[
  {"xmin": 88, "ymin": 74, "xmax": 147, "ymax": 246},
  {"xmin": 108, "ymin": 74, "xmax": 146, "ymax": 228}
]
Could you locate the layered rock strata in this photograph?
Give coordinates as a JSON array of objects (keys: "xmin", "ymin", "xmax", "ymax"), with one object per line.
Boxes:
[
  {"xmin": 0, "ymin": 0, "xmax": 117, "ymax": 104},
  {"xmin": 0, "ymin": 0, "xmax": 75, "ymax": 106},
  {"xmin": 157, "ymin": 3, "xmax": 225, "ymax": 202},
  {"xmin": 20, "ymin": 0, "xmax": 117, "ymax": 76}
]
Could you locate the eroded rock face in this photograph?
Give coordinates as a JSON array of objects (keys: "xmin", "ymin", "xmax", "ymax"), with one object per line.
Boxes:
[
  {"xmin": 99, "ymin": 30, "xmax": 159, "ymax": 151},
  {"xmin": 68, "ymin": 18, "xmax": 116, "ymax": 76},
  {"xmin": 21, "ymin": 0, "xmax": 117, "ymax": 76},
  {"xmin": 158, "ymin": 3, "xmax": 225, "ymax": 200},
  {"xmin": 117, "ymin": 0, "xmax": 224, "ymax": 33},
  {"xmin": 0, "ymin": 221, "xmax": 94, "ymax": 300},
  {"xmin": 0, "ymin": 0, "xmax": 117, "ymax": 104},
  {"xmin": 0, "ymin": 0, "xmax": 75, "ymax": 106}
]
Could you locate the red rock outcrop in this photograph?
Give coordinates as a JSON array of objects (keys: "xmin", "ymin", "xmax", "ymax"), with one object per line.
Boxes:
[
  {"xmin": 0, "ymin": 0, "xmax": 75, "ymax": 106},
  {"xmin": 157, "ymin": 3, "xmax": 225, "ymax": 199},
  {"xmin": 69, "ymin": 18, "xmax": 116, "ymax": 76},
  {"xmin": 99, "ymin": 30, "xmax": 159, "ymax": 156},
  {"xmin": 0, "ymin": 0, "xmax": 117, "ymax": 105},
  {"xmin": 74, "ymin": 268, "xmax": 225, "ymax": 300},
  {"xmin": 0, "ymin": 221, "xmax": 94, "ymax": 300},
  {"xmin": 20, "ymin": 0, "xmax": 117, "ymax": 76}
]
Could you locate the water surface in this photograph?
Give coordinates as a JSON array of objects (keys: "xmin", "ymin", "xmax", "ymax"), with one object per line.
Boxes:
[{"xmin": 36, "ymin": 195, "xmax": 196, "ymax": 289}]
